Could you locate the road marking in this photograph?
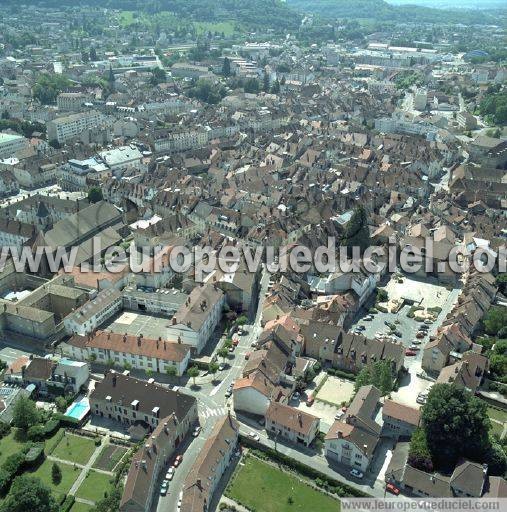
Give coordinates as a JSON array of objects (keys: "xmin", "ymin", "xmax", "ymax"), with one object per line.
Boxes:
[{"xmin": 210, "ymin": 379, "xmax": 225, "ymax": 396}]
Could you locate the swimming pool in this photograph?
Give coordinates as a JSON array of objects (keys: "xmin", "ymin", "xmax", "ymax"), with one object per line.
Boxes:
[{"xmin": 64, "ymin": 398, "xmax": 90, "ymax": 421}]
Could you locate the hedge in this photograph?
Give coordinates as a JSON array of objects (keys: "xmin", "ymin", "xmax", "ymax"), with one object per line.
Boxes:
[
  {"xmin": 27, "ymin": 418, "xmax": 61, "ymax": 442},
  {"xmin": 53, "ymin": 413, "xmax": 80, "ymax": 428},
  {"xmin": 326, "ymin": 368, "xmax": 356, "ymax": 381},
  {"xmin": 0, "ymin": 448, "xmax": 29, "ymax": 495},
  {"xmin": 239, "ymin": 435, "xmax": 369, "ymax": 498},
  {"xmin": 59, "ymin": 495, "xmax": 75, "ymax": 512}
]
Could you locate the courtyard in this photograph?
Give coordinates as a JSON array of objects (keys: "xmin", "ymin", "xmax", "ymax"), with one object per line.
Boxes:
[{"xmin": 103, "ymin": 310, "xmax": 170, "ymax": 340}]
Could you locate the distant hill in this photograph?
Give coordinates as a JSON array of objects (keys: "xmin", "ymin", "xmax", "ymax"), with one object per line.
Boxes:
[
  {"xmin": 287, "ymin": 0, "xmax": 497, "ymax": 24},
  {"xmin": 2, "ymin": 0, "xmax": 302, "ymax": 32}
]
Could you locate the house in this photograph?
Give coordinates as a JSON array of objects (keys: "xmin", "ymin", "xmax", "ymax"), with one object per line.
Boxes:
[
  {"xmin": 166, "ymin": 283, "xmax": 225, "ymax": 354},
  {"xmin": 436, "ymin": 351, "xmax": 489, "ymax": 393},
  {"xmin": 324, "ymin": 385, "xmax": 381, "ymax": 472},
  {"xmin": 64, "ymin": 289, "xmax": 123, "ymax": 336},
  {"xmin": 91, "ymin": 371, "xmax": 197, "ymax": 438},
  {"xmin": 422, "ymin": 323, "xmax": 473, "ymax": 374},
  {"xmin": 382, "ymin": 399, "xmax": 420, "ymax": 439},
  {"xmin": 233, "ymin": 336, "xmax": 291, "ymax": 416},
  {"xmin": 63, "ymin": 330, "xmax": 191, "ymax": 376},
  {"xmin": 265, "ymin": 401, "xmax": 320, "ymax": 447},
  {"xmin": 180, "ymin": 415, "xmax": 239, "ymax": 512}
]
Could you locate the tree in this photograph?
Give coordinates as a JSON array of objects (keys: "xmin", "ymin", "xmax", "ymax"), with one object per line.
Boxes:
[
  {"xmin": 354, "ymin": 360, "xmax": 394, "ymax": 396},
  {"xmin": 209, "ymin": 362, "xmax": 219, "ymax": 382},
  {"xmin": 87, "ymin": 187, "xmax": 103, "ymax": 204},
  {"xmin": 187, "ymin": 366, "xmax": 199, "ymax": 387},
  {"xmin": 89, "ymin": 47, "xmax": 97, "ymax": 61},
  {"xmin": 270, "ymin": 79, "xmax": 280, "ymax": 94},
  {"xmin": 217, "ymin": 347, "xmax": 229, "ymax": 363},
  {"xmin": 244, "ymin": 78, "xmax": 260, "ymax": 94},
  {"xmin": 0, "ymin": 475, "xmax": 58, "ymax": 512},
  {"xmin": 55, "ymin": 396, "xmax": 68, "ymax": 413},
  {"xmin": 33, "ymin": 74, "xmax": 71, "ymax": 105},
  {"xmin": 51, "ymin": 463, "xmax": 61, "ymax": 485},
  {"xmin": 12, "ymin": 396, "xmax": 39, "ymax": 431},
  {"xmin": 408, "ymin": 427, "xmax": 433, "ymax": 472},
  {"xmin": 343, "ymin": 205, "xmax": 370, "ymax": 253},
  {"xmin": 150, "ymin": 67, "xmax": 167, "ymax": 85},
  {"xmin": 222, "ymin": 57, "xmax": 231, "ymax": 77},
  {"xmin": 263, "ymin": 71, "xmax": 270, "ymax": 93},
  {"xmin": 145, "ymin": 369, "xmax": 154, "ymax": 379},
  {"xmin": 484, "ymin": 307, "xmax": 507, "ymax": 337},
  {"xmin": 165, "ymin": 365, "xmax": 177, "ymax": 378},
  {"xmin": 421, "ymin": 384, "xmax": 491, "ymax": 469}
]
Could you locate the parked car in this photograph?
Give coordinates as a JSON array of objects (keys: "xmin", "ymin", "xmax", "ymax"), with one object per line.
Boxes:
[
  {"xmin": 409, "ymin": 345, "xmax": 420, "ymax": 351},
  {"xmin": 292, "ymin": 391, "xmax": 300, "ymax": 401},
  {"xmin": 232, "ymin": 338, "xmax": 239, "ymax": 346},
  {"xmin": 166, "ymin": 467, "xmax": 175, "ymax": 479},
  {"xmin": 160, "ymin": 483, "xmax": 168, "ymax": 496},
  {"xmin": 245, "ymin": 352, "xmax": 251, "ymax": 360},
  {"xmin": 412, "ymin": 339, "xmax": 422, "ymax": 345},
  {"xmin": 193, "ymin": 426, "xmax": 201, "ymax": 437},
  {"xmin": 364, "ymin": 315, "xmax": 373, "ymax": 321},
  {"xmin": 248, "ymin": 431, "xmax": 260, "ymax": 441},
  {"xmin": 419, "ymin": 324, "xmax": 429, "ymax": 330},
  {"xmin": 228, "ymin": 346, "xmax": 235, "ymax": 353},
  {"xmin": 405, "ymin": 349, "xmax": 417, "ymax": 356},
  {"xmin": 416, "ymin": 331, "xmax": 425, "ymax": 339},
  {"xmin": 424, "ymin": 319, "xmax": 433, "ymax": 325},
  {"xmin": 350, "ymin": 469, "xmax": 364, "ymax": 479},
  {"xmin": 174, "ymin": 455, "xmax": 183, "ymax": 466},
  {"xmin": 416, "ymin": 370, "xmax": 428, "ymax": 379},
  {"xmin": 386, "ymin": 483, "xmax": 400, "ymax": 495},
  {"xmin": 225, "ymin": 389, "xmax": 232, "ymax": 398},
  {"xmin": 306, "ymin": 395, "xmax": 314, "ymax": 406},
  {"xmin": 219, "ymin": 363, "xmax": 226, "ymax": 371},
  {"xmin": 335, "ymin": 410, "xmax": 345, "ymax": 420}
]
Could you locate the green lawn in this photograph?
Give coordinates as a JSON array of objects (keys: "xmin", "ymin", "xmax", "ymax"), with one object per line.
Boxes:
[
  {"xmin": 227, "ymin": 456, "xmax": 340, "ymax": 512},
  {"xmin": 488, "ymin": 407, "xmax": 507, "ymax": 424},
  {"xmin": 0, "ymin": 429, "xmax": 28, "ymax": 466},
  {"xmin": 194, "ymin": 21, "xmax": 237, "ymax": 36},
  {"xmin": 70, "ymin": 502, "xmax": 93, "ymax": 512},
  {"xmin": 51, "ymin": 433, "xmax": 97, "ymax": 465},
  {"xmin": 92, "ymin": 444, "xmax": 127, "ymax": 472},
  {"xmin": 28, "ymin": 459, "xmax": 80, "ymax": 501},
  {"xmin": 75, "ymin": 470, "xmax": 113, "ymax": 503}
]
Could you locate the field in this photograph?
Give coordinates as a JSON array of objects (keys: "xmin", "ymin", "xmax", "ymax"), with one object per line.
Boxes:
[
  {"xmin": 227, "ymin": 456, "xmax": 340, "ymax": 512},
  {"xmin": 75, "ymin": 470, "xmax": 113, "ymax": 503},
  {"xmin": 51, "ymin": 433, "xmax": 97, "ymax": 465},
  {"xmin": 93, "ymin": 443, "xmax": 127, "ymax": 472},
  {"xmin": 28, "ymin": 460, "xmax": 80, "ymax": 501},
  {"xmin": 194, "ymin": 21, "xmax": 237, "ymax": 36},
  {"xmin": 0, "ymin": 430, "xmax": 28, "ymax": 466},
  {"xmin": 487, "ymin": 406, "xmax": 507, "ymax": 439},
  {"xmin": 70, "ymin": 503, "xmax": 93, "ymax": 512}
]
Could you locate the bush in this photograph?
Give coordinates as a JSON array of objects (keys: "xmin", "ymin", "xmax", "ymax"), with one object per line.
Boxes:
[
  {"xmin": 24, "ymin": 443, "xmax": 44, "ymax": 466},
  {"xmin": 59, "ymin": 495, "xmax": 75, "ymax": 512},
  {"xmin": 0, "ymin": 421, "xmax": 11, "ymax": 439},
  {"xmin": 326, "ymin": 368, "xmax": 356, "ymax": 381},
  {"xmin": 54, "ymin": 413, "xmax": 80, "ymax": 428}
]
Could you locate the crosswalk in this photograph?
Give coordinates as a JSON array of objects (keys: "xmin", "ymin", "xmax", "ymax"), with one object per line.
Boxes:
[{"xmin": 200, "ymin": 406, "xmax": 227, "ymax": 420}]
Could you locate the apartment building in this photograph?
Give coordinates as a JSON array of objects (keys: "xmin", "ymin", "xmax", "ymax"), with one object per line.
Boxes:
[
  {"xmin": 47, "ymin": 110, "xmax": 105, "ymax": 144},
  {"xmin": 166, "ymin": 283, "xmax": 225, "ymax": 354},
  {"xmin": 63, "ymin": 330, "xmax": 192, "ymax": 376},
  {"xmin": 181, "ymin": 415, "xmax": 239, "ymax": 512},
  {"xmin": 0, "ymin": 132, "xmax": 27, "ymax": 158},
  {"xmin": 64, "ymin": 288, "xmax": 123, "ymax": 336},
  {"xmin": 381, "ymin": 399, "xmax": 420, "ymax": 439},
  {"xmin": 56, "ymin": 92, "xmax": 90, "ymax": 111}
]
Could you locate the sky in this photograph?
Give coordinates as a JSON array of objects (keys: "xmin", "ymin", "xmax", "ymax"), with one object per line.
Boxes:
[{"xmin": 386, "ymin": 0, "xmax": 506, "ymax": 8}]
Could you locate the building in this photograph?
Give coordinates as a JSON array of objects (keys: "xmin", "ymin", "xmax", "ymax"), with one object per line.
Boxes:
[
  {"xmin": 97, "ymin": 145, "xmax": 143, "ymax": 171},
  {"xmin": 265, "ymin": 401, "xmax": 320, "ymax": 447},
  {"xmin": 56, "ymin": 92, "xmax": 90, "ymax": 111},
  {"xmin": 0, "ymin": 133, "xmax": 27, "ymax": 159},
  {"xmin": 382, "ymin": 399, "xmax": 420, "ymax": 439},
  {"xmin": 64, "ymin": 289, "xmax": 123, "ymax": 336},
  {"xmin": 0, "ymin": 218, "xmax": 36, "ymax": 252},
  {"xmin": 166, "ymin": 283, "xmax": 225, "ymax": 354},
  {"xmin": 63, "ymin": 330, "xmax": 192, "ymax": 376},
  {"xmin": 91, "ymin": 370, "xmax": 197, "ymax": 434},
  {"xmin": 181, "ymin": 415, "xmax": 239, "ymax": 512},
  {"xmin": 324, "ymin": 385, "xmax": 381, "ymax": 472},
  {"xmin": 46, "ymin": 111, "xmax": 105, "ymax": 144},
  {"xmin": 115, "ymin": 373, "xmax": 198, "ymax": 512}
]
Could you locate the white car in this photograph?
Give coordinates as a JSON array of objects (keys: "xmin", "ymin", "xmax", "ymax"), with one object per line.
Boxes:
[
  {"xmin": 249, "ymin": 431, "xmax": 260, "ymax": 441},
  {"xmin": 350, "ymin": 469, "xmax": 364, "ymax": 479},
  {"xmin": 193, "ymin": 426, "xmax": 201, "ymax": 437}
]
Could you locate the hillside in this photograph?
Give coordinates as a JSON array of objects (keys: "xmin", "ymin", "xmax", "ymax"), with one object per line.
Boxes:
[
  {"xmin": 287, "ymin": 0, "xmax": 496, "ymax": 24},
  {"xmin": 3, "ymin": 0, "xmax": 302, "ymax": 32}
]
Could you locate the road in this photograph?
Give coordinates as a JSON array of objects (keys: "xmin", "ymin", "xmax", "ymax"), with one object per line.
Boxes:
[{"xmin": 153, "ymin": 268, "xmax": 270, "ymax": 512}]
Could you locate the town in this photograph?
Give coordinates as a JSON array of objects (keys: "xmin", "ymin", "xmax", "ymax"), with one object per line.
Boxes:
[{"xmin": 0, "ymin": 1, "xmax": 506, "ymax": 512}]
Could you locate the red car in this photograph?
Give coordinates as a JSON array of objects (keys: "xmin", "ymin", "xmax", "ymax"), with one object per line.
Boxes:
[
  {"xmin": 232, "ymin": 339, "xmax": 239, "ymax": 346},
  {"xmin": 386, "ymin": 483, "xmax": 400, "ymax": 496},
  {"xmin": 306, "ymin": 395, "xmax": 314, "ymax": 406},
  {"xmin": 405, "ymin": 349, "xmax": 417, "ymax": 356},
  {"xmin": 173, "ymin": 455, "xmax": 183, "ymax": 467}
]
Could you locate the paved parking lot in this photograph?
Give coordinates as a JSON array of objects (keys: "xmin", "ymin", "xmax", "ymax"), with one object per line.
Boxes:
[{"xmin": 104, "ymin": 311, "xmax": 170, "ymax": 339}]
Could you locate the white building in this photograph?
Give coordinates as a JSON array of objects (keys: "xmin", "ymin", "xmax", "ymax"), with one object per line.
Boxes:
[
  {"xmin": 47, "ymin": 110, "xmax": 105, "ymax": 144},
  {"xmin": 0, "ymin": 133, "xmax": 27, "ymax": 158}
]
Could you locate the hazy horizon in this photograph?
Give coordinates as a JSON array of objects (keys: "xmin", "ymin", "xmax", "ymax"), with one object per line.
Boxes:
[{"xmin": 386, "ymin": 0, "xmax": 506, "ymax": 9}]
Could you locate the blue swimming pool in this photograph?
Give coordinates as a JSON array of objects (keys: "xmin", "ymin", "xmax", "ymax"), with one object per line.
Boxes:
[{"xmin": 64, "ymin": 399, "xmax": 90, "ymax": 421}]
